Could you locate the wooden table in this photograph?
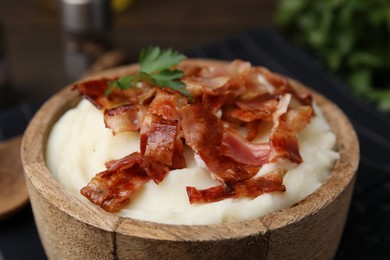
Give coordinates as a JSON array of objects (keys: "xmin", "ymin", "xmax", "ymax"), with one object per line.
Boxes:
[{"xmin": 0, "ymin": 0, "xmax": 277, "ymax": 105}]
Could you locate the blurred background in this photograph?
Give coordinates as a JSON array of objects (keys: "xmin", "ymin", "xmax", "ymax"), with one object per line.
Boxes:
[
  {"xmin": 0, "ymin": 0, "xmax": 389, "ymax": 113},
  {"xmin": 0, "ymin": 0, "xmax": 277, "ymax": 106}
]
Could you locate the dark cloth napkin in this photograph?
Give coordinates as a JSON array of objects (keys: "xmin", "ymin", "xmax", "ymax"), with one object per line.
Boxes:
[{"xmin": 1, "ymin": 28, "xmax": 389, "ymax": 259}]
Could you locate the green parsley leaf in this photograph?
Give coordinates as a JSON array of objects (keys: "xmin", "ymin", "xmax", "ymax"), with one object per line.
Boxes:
[
  {"xmin": 151, "ymin": 69, "xmax": 190, "ymax": 98},
  {"xmin": 276, "ymin": 0, "xmax": 390, "ymax": 112},
  {"xmin": 105, "ymin": 75, "xmax": 134, "ymax": 96},
  {"xmin": 116, "ymin": 76, "xmax": 134, "ymax": 89},
  {"xmin": 140, "ymin": 47, "xmax": 187, "ymax": 74},
  {"xmin": 106, "ymin": 46, "xmax": 189, "ymax": 99}
]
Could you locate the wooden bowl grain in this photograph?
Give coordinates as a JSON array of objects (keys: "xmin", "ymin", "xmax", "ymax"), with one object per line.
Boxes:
[{"xmin": 21, "ymin": 59, "xmax": 359, "ymax": 260}]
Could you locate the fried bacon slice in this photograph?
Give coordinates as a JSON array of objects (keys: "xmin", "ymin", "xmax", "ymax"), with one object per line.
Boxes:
[
  {"xmin": 81, "ymin": 165, "xmax": 150, "ymax": 212},
  {"xmin": 258, "ymin": 67, "xmax": 313, "ymax": 107},
  {"xmin": 182, "ymin": 76, "xmax": 230, "ymax": 96},
  {"xmin": 180, "ymin": 104, "xmax": 224, "ymax": 152},
  {"xmin": 104, "ymin": 104, "xmax": 145, "ymax": 134},
  {"xmin": 225, "ymin": 98, "xmax": 278, "ymax": 122},
  {"xmin": 148, "ymin": 90, "xmax": 187, "ymax": 121},
  {"xmin": 269, "ymin": 120, "xmax": 302, "ymax": 163},
  {"xmin": 81, "ymin": 152, "xmax": 169, "ymax": 212},
  {"xmin": 285, "ymin": 106, "xmax": 313, "ymax": 132},
  {"xmin": 187, "ymin": 168, "xmax": 286, "ymax": 204},
  {"xmin": 72, "ymin": 78, "xmax": 136, "ymax": 109},
  {"xmin": 202, "ymin": 93, "xmax": 226, "ymax": 113},
  {"xmin": 269, "ymin": 94, "xmax": 301, "ymax": 163},
  {"xmin": 140, "ymin": 90, "xmax": 188, "ymax": 169},
  {"xmin": 221, "ymin": 127, "xmax": 270, "ymax": 166},
  {"xmin": 171, "ymin": 134, "xmax": 187, "ymax": 169},
  {"xmin": 246, "ymin": 120, "xmax": 262, "ymax": 142},
  {"xmin": 197, "ymin": 146, "xmax": 260, "ymax": 183},
  {"xmin": 268, "ymin": 94, "xmax": 312, "ymax": 164},
  {"xmin": 141, "ymin": 114, "xmax": 186, "ymax": 169}
]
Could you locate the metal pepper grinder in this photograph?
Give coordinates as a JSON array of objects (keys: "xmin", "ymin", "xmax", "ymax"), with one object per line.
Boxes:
[{"xmin": 60, "ymin": 0, "xmax": 113, "ymax": 82}]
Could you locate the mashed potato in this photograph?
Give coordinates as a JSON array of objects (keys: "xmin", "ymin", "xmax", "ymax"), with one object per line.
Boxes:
[{"xmin": 46, "ymin": 99, "xmax": 339, "ymax": 225}]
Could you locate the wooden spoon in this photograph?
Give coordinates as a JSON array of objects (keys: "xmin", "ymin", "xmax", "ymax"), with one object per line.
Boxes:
[{"xmin": 0, "ymin": 136, "xmax": 29, "ymax": 220}]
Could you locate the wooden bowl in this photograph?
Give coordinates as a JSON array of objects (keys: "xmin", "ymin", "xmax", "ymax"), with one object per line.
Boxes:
[{"xmin": 21, "ymin": 59, "xmax": 359, "ymax": 260}]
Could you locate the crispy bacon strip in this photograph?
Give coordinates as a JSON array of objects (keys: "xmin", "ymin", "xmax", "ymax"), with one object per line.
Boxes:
[
  {"xmin": 258, "ymin": 67, "xmax": 313, "ymax": 106},
  {"xmin": 225, "ymin": 97, "xmax": 278, "ymax": 122},
  {"xmin": 246, "ymin": 121, "xmax": 261, "ymax": 141},
  {"xmin": 269, "ymin": 94, "xmax": 302, "ymax": 163},
  {"xmin": 180, "ymin": 104, "xmax": 224, "ymax": 151},
  {"xmin": 268, "ymin": 106, "xmax": 312, "ymax": 163},
  {"xmin": 172, "ymin": 135, "xmax": 187, "ymax": 169},
  {"xmin": 197, "ymin": 146, "xmax": 260, "ymax": 183},
  {"xmin": 142, "ymin": 114, "xmax": 185, "ymax": 169},
  {"xmin": 138, "ymin": 87, "xmax": 157, "ymax": 105},
  {"xmin": 81, "ymin": 166, "xmax": 150, "ymax": 212},
  {"xmin": 144, "ymin": 116, "xmax": 177, "ymax": 165},
  {"xmin": 81, "ymin": 152, "xmax": 169, "ymax": 212},
  {"xmin": 294, "ymin": 92, "xmax": 313, "ymax": 107},
  {"xmin": 104, "ymin": 104, "xmax": 144, "ymax": 134},
  {"xmin": 285, "ymin": 106, "xmax": 313, "ymax": 132},
  {"xmin": 182, "ymin": 76, "xmax": 230, "ymax": 96},
  {"xmin": 202, "ymin": 93, "xmax": 226, "ymax": 113},
  {"xmin": 222, "ymin": 93, "xmax": 278, "ymax": 124},
  {"xmin": 221, "ymin": 127, "xmax": 270, "ymax": 166},
  {"xmin": 73, "ymin": 78, "xmax": 135, "ymax": 109},
  {"xmin": 235, "ymin": 93, "xmax": 276, "ymax": 110},
  {"xmin": 269, "ymin": 121, "xmax": 302, "ymax": 163},
  {"xmin": 187, "ymin": 168, "xmax": 286, "ymax": 203},
  {"xmin": 139, "ymin": 114, "xmax": 151, "ymax": 156},
  {"xmin": 148, "ymin": 90, "xmax": 187, "ymax": 121},
  {"xmin": 104, "ymin": 152, "xmax": 169, "ymax": 184},
  {"xmin": 259, "ymin": 67, "xmax": 288, "ymax": 90},
  {"xmin": 245, "ymin": 67, "xmax": 276, "ymax": 95}
]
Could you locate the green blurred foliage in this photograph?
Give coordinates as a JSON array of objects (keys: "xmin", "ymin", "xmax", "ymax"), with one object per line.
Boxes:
[{"xmin": 276, "ymin": 0, "xmax": 390, "ymax": 112}]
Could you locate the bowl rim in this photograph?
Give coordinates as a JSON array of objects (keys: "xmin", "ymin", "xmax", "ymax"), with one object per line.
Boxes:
[{"xmin": 21, "ymin": 59, "xmax": 359, "ymax": 241}]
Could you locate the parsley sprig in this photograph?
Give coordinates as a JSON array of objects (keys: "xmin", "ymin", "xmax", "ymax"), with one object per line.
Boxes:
[{"xmin": 106, "ymin": 46, "xmax": 190, "ymax": 99}]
